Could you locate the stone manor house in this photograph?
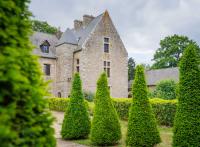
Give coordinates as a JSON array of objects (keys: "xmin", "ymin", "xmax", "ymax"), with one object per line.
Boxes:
[{"xmin": 30, "ymin": 11, "xmax": 128, "ymax": 98}]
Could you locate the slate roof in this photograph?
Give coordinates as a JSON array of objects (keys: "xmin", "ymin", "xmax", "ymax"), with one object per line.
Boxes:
[
  {"xmin": 145, "ymin": 67, "xmax": 179, "ymax": 86},
  {"xmin": 30, "ymin": 32, "xmax": 58, "ymax": 58},
  {"xmin": 31, "ymin": 13, "xmax": 103, "ymax": 57},
  {"xmin": 56, "ymin": 13, "xmax": 103, "ymax": 49},
  {"xmin": 128, "ymin": 67, "xmax": 179, "ymax": 89},
  {"xmin": 56, "ymin": 28, "xmax": 77, "ymax": 45}
]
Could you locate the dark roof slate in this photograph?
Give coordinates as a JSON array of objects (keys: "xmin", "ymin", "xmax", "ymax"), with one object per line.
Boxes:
[
  {"xmin": 145, "ymin": 67, "xmax": 179, "ymax": 86},
  {"xmin": 128, "ymin": 67, "xmax": 179, "ymax": 89}
]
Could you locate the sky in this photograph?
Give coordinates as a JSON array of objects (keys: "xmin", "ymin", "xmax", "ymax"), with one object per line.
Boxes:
[{"xmin": 29, "ymin": 0, "xmax": 200, "ymax": 64}]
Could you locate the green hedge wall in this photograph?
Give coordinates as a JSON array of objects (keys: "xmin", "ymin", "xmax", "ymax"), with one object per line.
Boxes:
[
  {"xmin": 48, "ymin": 98, "xmax": 177, "ymax": 126},
  {"xmin": 112, "ymin": 98, "xmax": 131, "ymax": 120},
  {"xmin": 48, "ymin": 98, "xmax": 90, "ymax": 112},
  {"xmin": 150, "ymin": 98, "xmax": 177, "ymax": 126},
  {"xmin": 48, "ymin": 98, "xmax": 70, "ymax": 111}
]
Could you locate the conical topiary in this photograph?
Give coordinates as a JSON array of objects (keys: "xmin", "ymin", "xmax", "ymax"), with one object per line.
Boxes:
[
  {"xmin": 173, "ymin": 45, "xmax": 200, "ymax": 146},
  {"xmin": 91, "ymin": 73, "xmax": 121, "ymax": 145},
  {"xmin": 0, "ymin": 0, "xmax": 56, "ymax": 146},
  {"xmin": 126, "ymin": 65, "xmax": 161, "ymax": 146},
  {"xmin": 61, "ymin": 73, "xmax": 90, "ymax": 139}
]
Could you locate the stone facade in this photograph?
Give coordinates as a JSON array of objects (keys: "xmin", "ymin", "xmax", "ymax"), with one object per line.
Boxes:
[{"xmin": 31, "ymin": 11, "xmax": 128, "ymax": 98}]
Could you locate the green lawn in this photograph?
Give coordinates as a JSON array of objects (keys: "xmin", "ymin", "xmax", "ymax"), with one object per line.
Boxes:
[{"xmin": 74, "ymin": 120, "xmax": 173, "ymax": 147}]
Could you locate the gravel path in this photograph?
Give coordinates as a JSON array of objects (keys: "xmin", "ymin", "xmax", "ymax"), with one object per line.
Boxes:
[{"xmin": 52, "ymin": 111, "xmax": 87, "ymax": 147}]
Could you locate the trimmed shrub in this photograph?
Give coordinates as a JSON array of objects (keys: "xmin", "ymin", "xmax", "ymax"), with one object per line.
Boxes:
[
  {"xmin": 173, "ymin": 45, "xmax": 200, "ymax": 146},
  {"xmin": 126, "ymin": 65, "xmax": 161, "ymax": 146},
  {"xmin": 152, "ymin": 80, "xmax": 177, "ymax": 99},
  {"xmin": 91, "ymin": 73, "xmax": 121, "ymax": 145},
  {"xmin": 61, "ymin": 73, "xmax": 90, "ymax": 139},
  {"xmin": 0, "ymin": 1, "xmax": 56, "ymax": 146}
]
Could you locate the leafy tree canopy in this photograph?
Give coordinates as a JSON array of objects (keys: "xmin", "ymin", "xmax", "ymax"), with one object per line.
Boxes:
[
  {"xmin": 151, "ymin": 34, "xmax": 200, "ymax": 69},
  {"xmin": 32, "ymin": 20, "xmax": 58, "ymax": 34},
  {"xmin": 0, "ymin": 0, "xmax": 56, "ymax": 146},
  {"xmin": 128, "ymin": 57, "xmax": 136, "ymax": 81}
]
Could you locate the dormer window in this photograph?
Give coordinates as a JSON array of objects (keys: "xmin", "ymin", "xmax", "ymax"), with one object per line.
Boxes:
[
  {"xmin": 40, "ymin": 40, "xmax": 50, "ymax": 53},
  {"xmin": 41, "ymin": 45, "xmax": 49, "ymax": 53}
]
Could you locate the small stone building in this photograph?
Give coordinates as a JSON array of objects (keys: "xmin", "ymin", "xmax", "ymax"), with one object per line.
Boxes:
[
  {"xmin": 128, "ymin": 67, "xmax": 179, "ymax": 92},
  {"xmin": 145, "ymin": 67, "xmax": 179, "ymax": 90},
  {"xmin": 30, "ymin": 11, "xmax": 128, "ymax": 98}
]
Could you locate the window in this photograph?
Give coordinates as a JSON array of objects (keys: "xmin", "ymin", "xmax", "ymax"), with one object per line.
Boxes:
[
  {"xmin": 107, "ymin": 68, "xmax": 110, "ymax": 77},
  {"xmin": 76, "ymin": 66, "xmax": 79, "ymax": 72},
  {"xmin": 40, "ymin": 45, "xmax": 49, "ymax": 53},
  {"xmin": 107, "ymin": 61, "xmax": 110, "ymax": 66},
  {"xmin": 103, "ymin": 61, "xmax": 111, "ymax": 77},
  {"xmin": 40, "ymin": 40, "xmax": 50, "ymax": 53},
  {"xmin": 76, "ymin": 59, "xmax": 80, "ymax": 73},
  {"xmin": 104, "ymin": 37, "xmax": 109, "ymax": 43},
  {"xmin": 77, "ymin": 59, "xmax": 79, "ymax": 64},
  {"xmin": 104, "ymin": 61, "xmax": 106, "ymax": 66},
  {"xmin": 104, "ymin": 37, "xmax": 109, "ymax": 53},
  {"xmin": 43, "ymin": 64, "xmax": 50, "ymax": 75},
  {"xmin": 58, "ymin": 92, "xmax": 61, "ymax": 98}
]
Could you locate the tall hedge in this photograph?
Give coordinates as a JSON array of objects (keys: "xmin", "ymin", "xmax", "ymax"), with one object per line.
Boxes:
[
  {"xmin": 173, "ymin": 45, "xmax": 200, "ymax": 146},
  {"xmin": 0, "ymin": 0, "xmax": 56, "ymax": 146},
  {"xmin": 91, "ymin": 73, "xmax": 121, "ymax": 145},
  {"xmin": 61, "ymin": 73, "xmax": 90, "ymax": 139},
  {"xmin": 126, "ymin": 65, "xmax": 161, "ymax": 146}
]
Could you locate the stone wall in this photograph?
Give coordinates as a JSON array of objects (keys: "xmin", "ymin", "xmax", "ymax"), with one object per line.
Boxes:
[
  {"xmin": 39, "ymin": 57, "xmax": 57, "ymax": 96},
  {"xmin": 80, "ymin": 12, "xmax": 128, "ymax": 97},
  {"xmin": 55, "ymin": 44, "xmax": 77, "ymax": 97}
]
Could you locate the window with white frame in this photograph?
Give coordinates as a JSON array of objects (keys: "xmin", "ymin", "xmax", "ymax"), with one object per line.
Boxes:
[{"xmin": 104, "ymin": 37, "xmax": 109, "ymax": 53}]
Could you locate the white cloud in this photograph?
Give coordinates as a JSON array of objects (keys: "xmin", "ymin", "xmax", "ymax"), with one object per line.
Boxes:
[{"xmin": 29, "ymin": 0, "xmax": 200, "ymax": 64}]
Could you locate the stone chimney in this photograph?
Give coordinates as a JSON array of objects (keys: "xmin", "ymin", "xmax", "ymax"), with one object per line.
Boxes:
[
  {"xmin": 83, "ymin": 14, "xmax": 94, "ymax": 27},
  {"xmin": 55, "ymin": 27, "xmax": 62, "ymax": 39},
  {"xmin": 74, "ymin": 20, "xmax": 83, "ymax": 30}
]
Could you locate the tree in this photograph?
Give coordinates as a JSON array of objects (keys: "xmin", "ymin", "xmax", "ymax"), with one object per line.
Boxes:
[
  {"xmin": 152, "ymin": 80, "xmax": 177, "ymax": 100},
  {"xmin": 91, "ymin": 73, "xmax": 121, "ymax": 145},
  {"xmin": 61, "ymin": 73, "xmax": 90, "ymax": 139},
  {"xmin": 173, "ymin": 44, "xmax": 200, "ymax": 146},
  {"xmin": 0, "ymin": 0, "xmax": 56, "ymax": 146},
  {"xmin": 126, "ymin": 65, "xmax": 161, "ymax": 146},
  {"xmin": 151, "ymin": 34, "xmax": 200, "ymax": 69},
  {"xmin": 128, "ymin": 57, "xmax": 136, "ymax": 81},
  {"xmin": 32, "ymin": 20, "xmax": 58, "ymax": 34}
]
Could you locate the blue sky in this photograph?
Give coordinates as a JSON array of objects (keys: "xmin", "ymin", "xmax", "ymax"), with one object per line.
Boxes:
[{"xmin": 29, "ymin": 0, "xmax": 200, "ymax": 64}]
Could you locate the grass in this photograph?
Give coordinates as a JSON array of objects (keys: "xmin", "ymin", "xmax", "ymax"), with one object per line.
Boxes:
[{"xmin": 74, "ymin": 120, "xmax": 173, "ymax": 147}]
